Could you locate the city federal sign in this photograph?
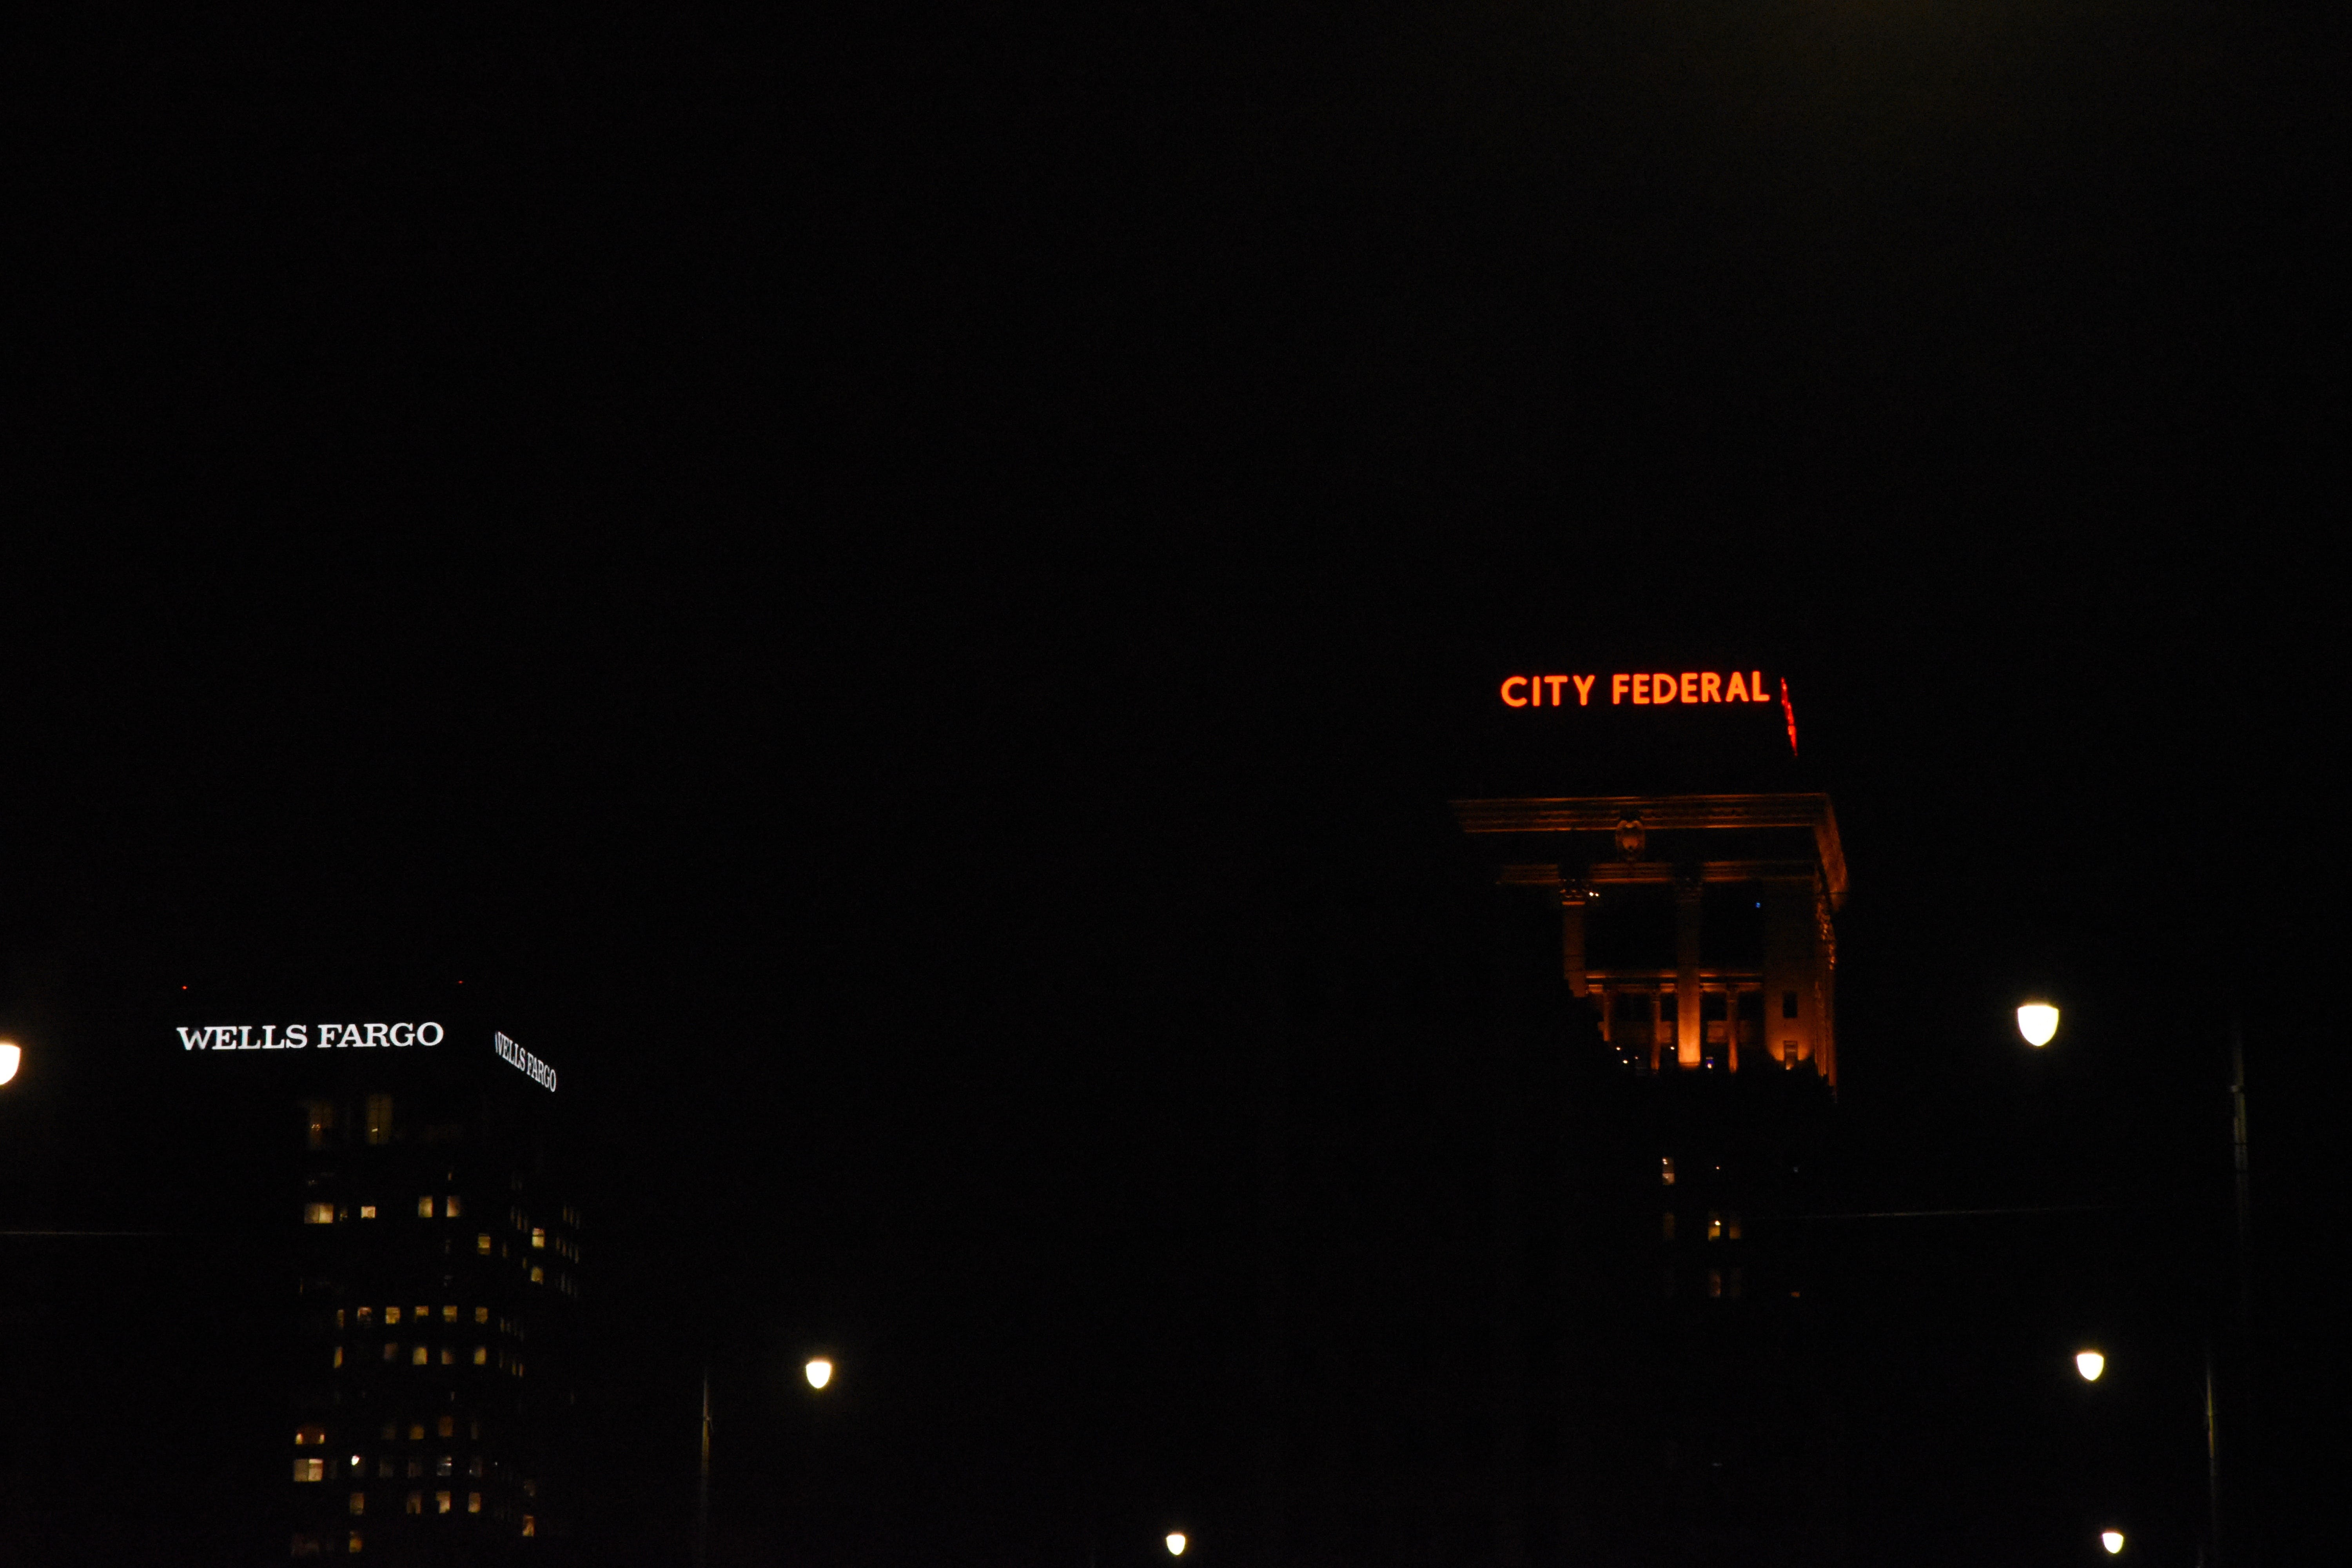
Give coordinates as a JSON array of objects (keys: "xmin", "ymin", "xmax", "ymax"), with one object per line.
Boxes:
[{"xmin": 1496, "ymin": 668, "xmax": 1799, "ymax": 755}]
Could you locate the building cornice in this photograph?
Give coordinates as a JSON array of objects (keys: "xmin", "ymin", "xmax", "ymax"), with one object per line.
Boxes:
[{"xmin": 1452, "ymin": 792, "xmax": 1847, "ymax": 907}]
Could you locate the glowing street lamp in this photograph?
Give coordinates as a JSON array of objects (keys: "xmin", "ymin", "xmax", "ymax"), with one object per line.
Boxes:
[
  {"xmin": 0, "ymin": 1041, "xmax": 19, "ymax": 1086},
  {"xmin": 804, "ymin": 1357, "xmax": 834, "ymax": 1391},
  {"xmin": 2076, "ymin": 1350, "xmax": 2105, "ymax": 1382},
  {"xmin": 2016, "ymin": 1002, "xmax": 2060, "ymax": 1048},
  {"xmin": 1165, "ymin": 1532, "xmax": 1189, "ymax": 1557},
  {"xmin": 2101, "ymin": 1529, "xmax": 2125, "ymax": 1555}
]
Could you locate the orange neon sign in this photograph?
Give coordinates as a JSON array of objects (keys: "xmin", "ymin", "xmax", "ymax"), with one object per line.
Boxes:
[{"xmin": 1499, "ymin": 671, "xmax": 1775, "ymax": 708}]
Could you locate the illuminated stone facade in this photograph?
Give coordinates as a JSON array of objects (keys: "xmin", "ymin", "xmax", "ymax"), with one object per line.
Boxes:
[{"xmin": 1453, "ymin": 792, "xmax": 1846, "ymax": 1085}]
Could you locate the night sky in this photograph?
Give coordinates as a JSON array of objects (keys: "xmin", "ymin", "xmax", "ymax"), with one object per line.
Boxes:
[{"xmin": 3, "ymin": 6, "xmax": 2345, "ymax": 1566}]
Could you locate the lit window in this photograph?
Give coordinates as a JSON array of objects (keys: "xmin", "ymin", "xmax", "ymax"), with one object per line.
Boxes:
[
  {"xmin": 441, "ymin": 1305, "xmax": 457, "ymax": 1324},
  {"xmin": 416, "ymin": 1305, "xmax": 430, "ymax": 1320},
  {"xmin": 1706, "ymin": 1211, "xmax": 1724, "ymax": 1241},
  {"xmin": 332, "ymin": 1347, "xmax": 345, "ymax": 1368},
  {"xmin": 473, "ymin": 1345, "xmax": 488, "ymax": 1365},
  {"xmin": 348, "ymin": 1492, "xmax": 365, "ymax": 1516},
  {"xmin": 357, "ymin": 1307, "xmax": 374, "ymax": 1326},
  {"xmin": 412, "ymin": 1345, "xmax": 428, "ymax": 1365},
  {"xmin": 1726, "ymin": 1213, "xmax": 1742, "ymax": 1241},
  {"xmin": 417, "ymin": 1197, "xmax": 436, "ymax": 1219},
  {"xmin": 349, "ymin": 1453, "xmax": 361, "ymax": 1471},
  {"xmin": 440, "ymin": 1347, "xmax": 456, "ymax": 1365},
  {"xmin": 437, "ymin": 1416, "xmax": 454, "ymax": 1438},
  {"xmin": 436, "ymin": 1455, "xmax": 453, "ymax": 1478},
  {"xmin": 476, "ymin": 1233, "xmax": 492, "ymax": 1255},
  {"xmin": 474, "ymin": 1306, "xmax": 489, "ymax": 1324},
  {"xmin": 408, "ymin": 1423, "xmax": 425, "ymax": 1441},
  {"xmin": 297, "ymin": 1426, "xmax": 326, "ymax": 1446},
  {"xmin": 436, "ymin": 1491, "xmax": 452, "ymax": 1514},
  {"xmin": 348, "ymin": 1532, "xmax": 363, "ymax": 1553},
  {"xmin": 334, "ymin": 1309, "xmax": 346, "ymax": 1330},
  {"xmin": 521, "ymin": 1515, "xmax": 536, "ymax": 1537},
  {"xmin": 445, "ymin": 1195, "xmax": 463, "ymax": 1218},
  {"xmin": 365, "ymin": 1095, "xmax": 394, "ymax": 1146},
  {"xmin": 404, "ymin": 1491, "xmax": 423, "ymax": 1515},
  {"xmin": 294, "ymin": 1457, "xmax": 326, "ymax": 1482},
  {"xmin": 385, "ymin": 1307, "xmax": 401, "ymax": 1325},
  {"xmin": 305, "ymin": 1100, "xmax": 336, "ymax": 1150},
  {"xmin": 530, "ymin": 1228, "xmax": 545, "ymax": 1250},
  {"xmin": 530, "ymin": 1266, "xmax": 543, "ymax": 1284},
  {"xmin": 467, "ymin": 1492, "xmax": 482, "ymax": 1514},
  {"xmin": 1707, "ymin": 1269, "xmax": 1724, "ymax": 1298},
  {"xmin": 383, "ymin": 1344, "xmax": 398, "ymax": 1362},
  {"xmin": 304, "ymin": 1203, "xmax": 336, "ymax": 1225},
  {"xmin": 468, "ymin": 1455, "xmax": 484, "ymax": 1476},
  {"xmin": 358, "ymin": 1205, "xmax": 377, "ymax": 1220},
  {"xmin": 1661, "ymin": 1212, "xmax": 1676, "ymax": 1241},
  {"xmin": 1660, "ymin": 1156, "xmax": 1675, "ymax": 1187}
]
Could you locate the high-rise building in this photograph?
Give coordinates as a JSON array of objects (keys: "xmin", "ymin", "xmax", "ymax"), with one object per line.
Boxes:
[
  {"xmin": 174, "ymin": 1007, "xmax": 581, "ymax": 1564},
  {"xmin": 1449, "ymin": 675, "xmax": 1848, "ymax": 1565}
]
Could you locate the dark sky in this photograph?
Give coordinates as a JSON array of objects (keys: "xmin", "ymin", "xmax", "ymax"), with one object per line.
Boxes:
[{"xmin": 3, "ymin": 5, "xmax": 2345, "ymax": 1565}]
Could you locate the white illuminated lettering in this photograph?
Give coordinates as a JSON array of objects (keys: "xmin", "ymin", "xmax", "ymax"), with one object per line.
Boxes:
[
  {"xmin": 178, "ymin": 1027, "xmax": 209, "ymax": 1051},
  {"xmin": 390, "ymin": 1023, "xmax": 414, "ymax": 1047},
  {"xmin": 417, "ymin": 1022, "xmax": 443, "ymax": 1047},
  {"xmin": 261, "ymin": 1024, "xmax": 282, "ymax": 1050},
  {"xmin": 366, "ymin": 1023, "xmax": 391, "ymax": 1049},
  {"xmin": 493, "ymin": 1031, "xmax": 556, "ymax": 1093},
  {"xmin": 287, "ymin": 1024, "xmax": 307, "ymax": 1049},
  {"xmin": 239, "ymin": 1025, "xmax": 260, "ymax": 1051},
  {"xmin": 345, "ymin": 1024, "xmax": 369, "ymax": 1048}
]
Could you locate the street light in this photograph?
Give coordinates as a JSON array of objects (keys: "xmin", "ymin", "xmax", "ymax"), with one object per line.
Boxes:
[
  {"xmin": 2017, "ymin": 1002, "xmax": 2060, "ymax": 1048},
  {"xmin": 2075, "ymin": 1350, "xmax": 2105, "ymax": 1382},
  {"xmin": 804, "ymin": 1356, "xmax": 834, "ymax": 1391},
  {"xmin": 2100, "ymin": 1528, "xmax": 2125, "ymax": 1555},
  {"xmin": 0, "ymin": 1040, "xmax": 20, "ymax": 1086},
  {"xmin": 1165, "ymin": 1532, "xmax": 1189, "ymax": 1557}
]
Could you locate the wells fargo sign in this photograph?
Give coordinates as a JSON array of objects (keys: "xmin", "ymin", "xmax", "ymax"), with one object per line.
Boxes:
[{"xmin": 1497, "ymin": 670, "xmax": 1798, "ymax": 752}]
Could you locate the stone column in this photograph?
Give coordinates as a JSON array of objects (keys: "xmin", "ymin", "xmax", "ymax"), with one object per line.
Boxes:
[
  {"xmin": 1675, "ymin": 867, "xmax": 1703, "ymax": 1068},
  {"xmin": 1560, "ymin": 878, "xmax": 1589, "ymax": 998}
]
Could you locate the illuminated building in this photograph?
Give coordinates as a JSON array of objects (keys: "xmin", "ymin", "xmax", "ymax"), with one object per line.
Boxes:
[
  {"xmin": 1452, "ymin": 791, "xmax": 1845, "ymax": 1083},
  {"xmin": 176, "ymin": 1008, "xmax": 580, "ymax": 1563},
  {"xmin": 1446, "ymin": 677, "xmax": 1847, "ymax": 1564}
]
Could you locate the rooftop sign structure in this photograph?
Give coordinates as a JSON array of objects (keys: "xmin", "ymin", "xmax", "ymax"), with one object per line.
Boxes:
[
  {"xmin": 495, "ymin": 1029, "xmax": 558, "ymax": 1093},
  {"xmin": 176, "ymin": 1021, "xmax": 445, "ymax": 1051},
  {"xmin": 1495, "ymin": 669, "xmax": 1798, "ymax": 756}
]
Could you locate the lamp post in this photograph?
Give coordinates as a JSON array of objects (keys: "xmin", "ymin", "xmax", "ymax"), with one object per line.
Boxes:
[{"xmin": 2023, "ymin": 1003, "xmax": 2250, "ymax": 1568}]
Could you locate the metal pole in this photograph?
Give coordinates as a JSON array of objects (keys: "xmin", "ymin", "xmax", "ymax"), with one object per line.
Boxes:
[
  {"xmin": 2227, "ymin": 1025, "xmax": 2254, "ymax": 1568},
  {"xmin": 695, "ymin": 1368, "xmax": 712, "ymax": 1568}
]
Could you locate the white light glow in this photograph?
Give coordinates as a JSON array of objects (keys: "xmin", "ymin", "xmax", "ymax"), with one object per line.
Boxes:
[
  {"xmin": 1165, "ymin": 1533, "xmax": 1188, "ymax": 1557},
  {"xmin": 804, "ymin": 1357, "xmax": 833, "ymax": 1390},
  {"xmin": 2101, "ymin": 1530, "xmax": 2125, "ymax": 1555},
  {"xmin": 2017, "ymin": 1003, "xmax": 2060, "ymax": 1047},
  {"xmin": 0, "ymin": 1042, "xmax": 18, "ymax": 1085},
  {"xmin": 2076, "ymin": 1350, "xmax": 2105, "ymax": 1382}
]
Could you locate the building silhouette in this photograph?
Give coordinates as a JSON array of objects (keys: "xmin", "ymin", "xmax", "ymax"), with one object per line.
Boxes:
[{"xmin": 175, "ymin": 1007, "xmax": 583, "ymax": 1564}]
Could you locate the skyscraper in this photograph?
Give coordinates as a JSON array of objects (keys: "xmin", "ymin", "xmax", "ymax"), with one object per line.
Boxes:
[{"xmin": 175, "ymin": 1007, "xmax": 581, "ymax": 1563}]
